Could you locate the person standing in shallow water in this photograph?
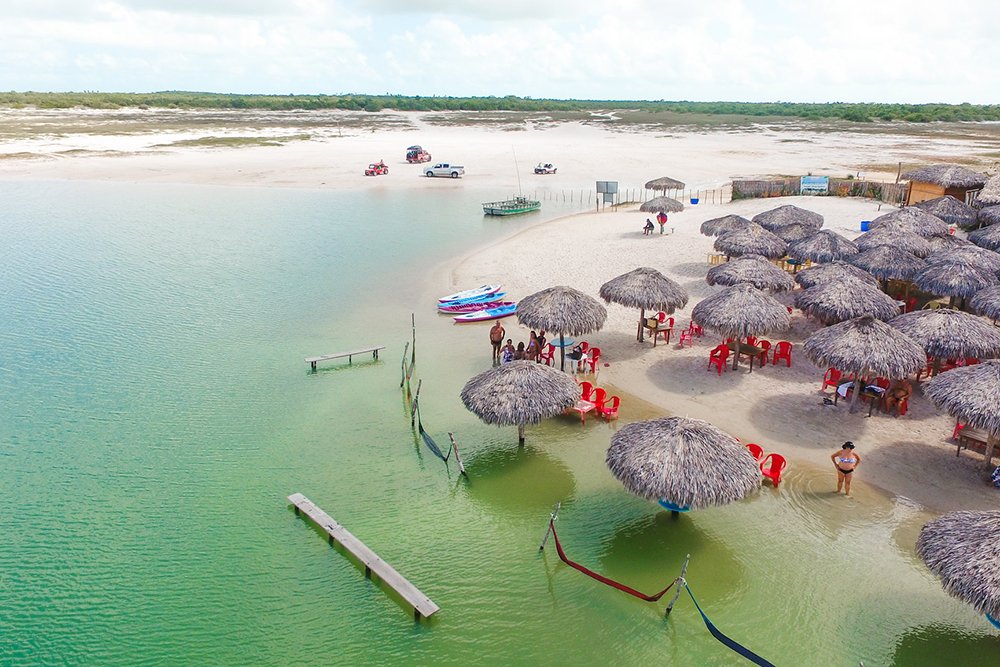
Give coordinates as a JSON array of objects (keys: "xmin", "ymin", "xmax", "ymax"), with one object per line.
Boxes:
[
  {"xmin": 831, "ymin": 441, "xmax": 860, "ymax": 495},
  {"xmin": 490, "ymin": 321, "xmax": 505, "ymax": 364}
]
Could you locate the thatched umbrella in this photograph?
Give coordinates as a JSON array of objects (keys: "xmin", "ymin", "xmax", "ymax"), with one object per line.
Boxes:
[
  {"xmin": 600, "ymin": 267, "xmax": 689, "ymax": 343},
  {"xmin": 752, "ymin": 205, "xmax": 823, "ymax": 232},
  {"xmin": 979, "ymin": 206, "xmax": 1000, "ymax": 229},
  {"xmin": 691, "ymin": 283, "xmax": 790, "ymax": 370},
  {"xmin": 868, "ymin": 208, "xmax": 950, "ymax": 238},
  {"xmin": 917, "ymin": 511, "xmax": 1000, "ymax": 624},
  {"xmin": 795, "ymin": 261, "xmax": 878, "ymax": 289},
  {"xmin": 851, "ymin": 246, "xmax": 927, "ymax": 284},
  {"xmin": 639, "ymin": 197, "xmax": 684, "ymax": 214},
  {"xmin": 914, "ymin": 195, "xmax": 979, "ymax": 230},
  {"xmin": 855, "ymin": 226, "xmax": 932, "ymax": 257},
  {"xmin": 927, "ymin": 234, "xmax": 972, "ymax": 253},
  {"xmin": 969, "ymin": 223, "xmax": 1000, "ymax": 252},
  {"xmin": 706, "ymin": 254, "xmax": 795, "ymax": 292},
  {"xmin": 461, "ymin": 360, "xmax": 579, "ymax": 444},
  {"xmin": 700, "ymin": 214, "xmax": 752, "ymax": 237},
  {"xmin": 788, "ymin": 230, "xmax": 859, "ymax": 263},
  {"xmin": 803, "ymin": 315, "xmax": 925, "ymax": 413},
  {"xmin": 644, "ymin": 176, "xmax": 686, "ymax": 192},
  {"xmin": 606, "ymin": 416, "xmax": 761, "ymax": 511},
  {"xmin": 926, "ymin": 246, "xmax": 1000, "ymax": 275},
  {"xmin": 889, "ymin": 309, "xmax": 1000, "ymax": 362},
  {"xmin": 979, "ymin": 175, "xmax": 1000, "ymax": 207},
  {"xmin": 971, "ymin": 286, "xmax": 1000, "ymax": 322},
  {"xmin": 795, "ymin": 279, "xmax": 900, "ymax": 325},
  {"xmin": 714, "ymin": 223, "xmax": 788, "ymax": 259},
  {"xmin": 773, "ymin": 222, "xmax": 816, "ymax": 243},
  {"xmin": 925, "ymin": 361, "xmax": 1000, "ymax": 467},
  {"xmin": 902, "ymin": 164, "xmax": 988, "ymax": 190},
  {"xmin": 913, "ymin": 261, "xmax": 999, "ymax": 305},
  {"xmin": 517, "ymin": 286, "xmax": 607, "ymax": 371}
]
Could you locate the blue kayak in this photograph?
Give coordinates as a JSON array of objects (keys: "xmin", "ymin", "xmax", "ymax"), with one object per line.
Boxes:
[
  {"xmin": 439, "ymin": 291, "xmax": 507, "ymax": 307},
  {"xmin": 453, "ymin": 303, "xmax": 518, "ymax": 323}
]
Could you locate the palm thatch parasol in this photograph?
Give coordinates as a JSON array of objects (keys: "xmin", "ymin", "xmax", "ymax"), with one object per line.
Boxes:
[
  {"xmin": 691, "ymin": 283, "xmax": 790, "ymax": 369},
  {"xmin": 917, "ymin": 511, "xmax": 1000, "ymax": 622},
  {"xmin": 855, "ymin": 226, "xmax": 933, "ymax": 257},
  {"xmin": 795, "ymin": 261, "xmax": 878, "ymax": 289},
  {"xmin": 795, "ymin": 279, "xmax": 900, "ymax": 325},
  {"xmin": 461, "ymin": 360, "xmax": 579, "ymax": 444},
  {"xmin": 605, "ymin": 416, "xmax": 761, "ymax": 510},
  {"xmin": 700, "ymin": 214, "xmax": 752, "ymax": 237},
  {"xmin": 868, "ymin": 208, "xmax": 950, "ymax": 238},
  {"xmin": 925, "ymin": 360, "xmax": 1000, "ymax": 462},
  {"xmin": 927, "ymin": 234, "xmax": 973, "ymax": 253},
  {"xmin": 978, "ymin": 206, "xmax": 1000, "ymax": 228},
  {"xmin": 803, "ymin": 315, "xmax": 925, "ymax": 412},
  {"xmin": 773, "ymin": 222, "xmax": 816, "ymax": 243},
  {"xmin": 969, "ymin": 223, "xmax": 1000, "ymax": 252},
  {"xmin": 979, "ymin": 175, "xmax": 1000, "ymax": 207},
  {"xmin": 850, "ymin": 246, "xmax": 927, "ymax": 283},
  {"xmin": 970, "ymin": 285, "xmax": 1000, "ymax": 322},
  {"xmin": 752, "ymin": 205, "xmax": 823, "ymax": 232},
  {"xmin": 644, "ymin": 176, "xmax": 686, "ymax": 192},
  {"xmin": 714, "ymin": 223, "xmax": 788, "ymax": 259},
  {"xmin": 925, "ymin": 246, "xmax": 1000, "ymax": 274},
  {"xmin": 902, "ymin": 164, "xmax": 988, "ymax": 189},
  {"xmin": 914, "ymin": 195, "xmax": 979, "ymax": 230},
  {"xmin": 788, "ymin": 230, "xmax": 859, "ymax": 263},
  {"xmin": 639, "ymin": 197, "xmax": 684, "ymax": 214},
  {"xmin": 913, "ymin": 261, "xmax": 999, "ymax": 303},
  {"xmin": 600, "ymin": 267, "xmax": 689, "ymax": 343},
  {"xmin": 517, "ymin": 285, "xmax": 607, "ymax": 371},
  {"xmin": 706, "ymin": 254, "xmax": 796, "ymax": 292},
  {"xmin": 889, "ymin": 309, "xmax": 1000, "ymax": 361}
]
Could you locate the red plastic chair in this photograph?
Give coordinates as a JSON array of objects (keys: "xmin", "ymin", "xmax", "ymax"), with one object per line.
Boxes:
[
  {"xmin": 689, "ymin": 322, "xmax": 704, "ymax": 338},
  {"xmin": 586, "ymin": 347, "xmax": 601, "ymax": 373},
  {"xmin": 654, "ymin": 314, "xmax": 674, "ymax": 345},
  {"xmin": 708, "ymin": 345, "xmax": 730, "ymax": 375},
  {"xmin": 952, "ymin": 419, "xmax": 966, "ymax": 440},
  {"xmin": 744, "ymin": 335, "xmax": 758, "ymax": 347},
  {"xmin": 760, "ymin": 453, "xmax": 787, "ymax": 487},
  {"xmin": 905, "ymin": 296, "xmax": 917, "ymax": 313},
  {"xmin": 592, "ymin": 387, "xmax": 607, "ymax": 413},
  {"xmin": 599, "ymin": 396, "xmax": 620, "ymax": 421},
  {"xmin": 580, "ymin": 381, "xmax": 595, "ymax": 402},
  {"xmin": 678, "ymin": 329, "xmax": 693, "ymax": 348},
  {"xmin": 538, "ymin": 343, "xmax": 555, "ymax": 366},
  {"xmin": 756, "ymin": 340, "xmax": 771, "ymax": 366},
  {"xmin": 746, "ymin": 443, "xmax": 765, "ymax": 461},
  {"xmin": 822, "ymin": 368, "xmax": 842, "ymax": 391},
  {"xmin": 772, "ymin": 341, "xmax": 792, "ymax": 367}
]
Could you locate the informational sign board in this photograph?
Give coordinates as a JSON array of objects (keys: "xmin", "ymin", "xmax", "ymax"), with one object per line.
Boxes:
[
  {"xmin": 596, "ymin": 181, "xmax": 619, "ymax": 194},
  {"xmin": 800, "ymin": 176, "xmax": 829, "ymax": 195}
]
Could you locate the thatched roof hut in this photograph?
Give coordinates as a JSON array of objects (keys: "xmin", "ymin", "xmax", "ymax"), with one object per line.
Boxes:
[
  {"xmin": 902, "ymin": 164, "xmax": 988, "ymax": 206},
  {"xmin": 855, "ymin": 226, "xmax": 933, "ymax": 257},
  {"xmin": 795, "ymin": 279, "xmax": 900, "ymax": 325},
  {"xmin": 692, "ymin": 283, "xmax": 790, "ymax": 369},
  {"xmin": 925, "ymin": 246, "xmax": 1000, "ymax": 274},
  {"xmin": 916, "ymin": 511, "xmax": 1000, "ymax": 621},
  {"xmin": 639, "ymin": 197, "xmax": 684, "ymax": 214},
  {"xmin": 606, "ymin": 416, "xmax": 761, "ymax": 510},
  {"xmin": 517, "ymin": 286, "xmax": 608, "ymax": 370},
  {"xmin": 913, "ymin": 262, "xmax": 999, "ymax": 300},
  {"xmin": 461, "ymin": 360, "xmax": 580, "ymax": 443},
  {"xmin": 700, "ymin": 214, "xmax": 752, "ymax": 237},
  {"xmin": 788, "ymin": 230, "xmax": 859, "ymax": 263},
  {"xmin": 706, "ymin": 254, "xmax": 796, "ymax": 292},
  {"xmin": 970, "ymin": 285, "xmax": 1000, "ymax": 321},
  {"xmin": 773, "ymin": 222, "xmax": 816, "ymax": 243},
  {"xmin": 969, "ymin": 223, "xmax": 1000, "ymax": 252},
  {"xmin": 850, "ymin": 246, "xmax": 927, "ymax": 282},
  {"xmin": 600, "ymin": 267, "xmax": 689, "ymax": 342},
  {"xmin": 752, "ymin": 205, "xmax": 823, "ymax": 232},
  {"xmin": 914, "ymin": 195, "xmax": 979, "ymax": 229},
  {"xmin": 889, "ymin": 309, "xmax": 1000, "ymax": 360},
  {"xmin": 714, "ymin": 223, "xmax": 788, "ymax": 259},
  {"xmin": 978, "ymin": 206, "xmax": 1000, "ymax": 228},
  {"xmin": 645, "ymin": 176, "xmax": 686, "ymax": 191},
  {"xmin": 925, "ymin": 360, "xmax": 1000, "ymax": 434},
  {"xmin": 927, "ymin": 234, "xmax": 972, "ymax": 253},
  {"xmin": 795, "ymin": 261, "xmax": 878, "ymax": 289},
  {"xmin": 978, "ymin": 175, "xmax": 1000, "ymax": 207},
  {"xmin": 869, "ymin": 208, "xmax": 950, "ymax": 238}
]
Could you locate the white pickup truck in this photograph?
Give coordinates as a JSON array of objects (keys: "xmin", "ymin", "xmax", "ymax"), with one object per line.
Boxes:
[{"xmin": 424, "ymin": 163, "xmax": 465, "ymax": 178}]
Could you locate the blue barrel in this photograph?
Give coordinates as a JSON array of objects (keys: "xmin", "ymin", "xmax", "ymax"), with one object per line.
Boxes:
[
  {"xmin": 690, "ymin": 197, "xmax": 700, "ymax": 205},
  {"xmin": 860, "ymin": 220, "xmax": 871, "ymax": 231}
]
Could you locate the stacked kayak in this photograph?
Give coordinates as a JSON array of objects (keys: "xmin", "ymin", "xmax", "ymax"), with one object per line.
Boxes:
[
  {"xmin": 439, "ymin": 300, "xmax": 515, "ymax": 314},
  {"xmin": 438, "ymin": 284, "xmax": 502, "ymax": 303},
  {"xmin": 436, "ymin": 291, "xmax": 507, "ymax": 310},
  {"xmin": 453, "ymin": 303, "xmax": 518, "ymax": 323}
]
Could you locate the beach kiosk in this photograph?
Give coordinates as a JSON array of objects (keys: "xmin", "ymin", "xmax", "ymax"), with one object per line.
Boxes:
[{"xmin": 902, "ymin": 164, "xmax": 988, "ymax": 206}]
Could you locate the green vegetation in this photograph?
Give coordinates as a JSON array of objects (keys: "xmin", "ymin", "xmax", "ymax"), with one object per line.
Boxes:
[
  {"xmin": 153, "ymin": 134, "xmax": 311, "ymax": 148},
  {"xmin": 2, "ymin": 91, "xmax": 999, "ymax": 123}
]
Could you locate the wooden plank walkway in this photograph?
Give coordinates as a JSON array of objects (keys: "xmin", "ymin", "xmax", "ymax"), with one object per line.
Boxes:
[
  {"xmin": 287, "ymin": 493, "xmax": 440, "ymax": 620},
  {"xmin": 305, "ymin": 345, "xmax": 385, "ymax": 370}
]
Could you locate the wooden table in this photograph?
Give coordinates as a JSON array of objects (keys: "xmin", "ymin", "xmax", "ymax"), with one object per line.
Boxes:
[
  {"xmin": 956, "ymin": 426, "xmax": 989, "ymax": 456},
  {"xmin": 735, "ymin": 344, "xmax": 762, "ymax": 372},
  {"xmin": 571, "ymin": 399, "xmax": 596, "ymax": 423},
  {"xmin": 641, "ymin": 320, "xmax": 673, "ymax": 347}
]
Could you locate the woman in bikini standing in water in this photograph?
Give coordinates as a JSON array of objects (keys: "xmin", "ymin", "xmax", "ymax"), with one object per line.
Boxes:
[{"xmin": 831, "ymin": 441, "xmax": 860, "ymax": 495}]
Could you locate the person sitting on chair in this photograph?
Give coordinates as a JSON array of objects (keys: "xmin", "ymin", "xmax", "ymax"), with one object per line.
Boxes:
[
  {"xmin": 643, "ymin": 219, "xmax": 655, "ymax": 235},
  {"xmin": 883, "ymin": 379, "xmax": 912, "ymax": 415}
]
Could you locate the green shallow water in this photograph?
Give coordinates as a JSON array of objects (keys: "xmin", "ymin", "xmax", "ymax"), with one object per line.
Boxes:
[{"xmin": 0, "ymin": 180, "xmax": 997, "ymax": 666}]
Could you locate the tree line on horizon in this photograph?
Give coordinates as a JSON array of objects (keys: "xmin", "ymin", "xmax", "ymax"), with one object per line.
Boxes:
[{"xmin": 1, "ymin": 91, "xmax": 998, "ymax": 123}]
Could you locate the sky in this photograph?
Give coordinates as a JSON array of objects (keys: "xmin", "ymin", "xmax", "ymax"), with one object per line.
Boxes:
[{"xmin": 1, "ymin": 0, "xmax": 998, "ymax": 103}]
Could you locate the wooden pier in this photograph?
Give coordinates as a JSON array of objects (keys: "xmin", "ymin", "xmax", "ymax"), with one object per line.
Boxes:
[
  {"xmin": 305, "ymin": 345, "xmax": 385, "ymax": 370},
  {"xmin": 287, "ymin": 493, "xmax": 440, "ymax": 620}
]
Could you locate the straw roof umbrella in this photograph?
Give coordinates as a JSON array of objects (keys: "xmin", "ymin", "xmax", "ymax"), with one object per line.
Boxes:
[
  {"xmin": 606, "ymin": 416, "xmax": 761, "ymax": 511},
  {"xmin": 913, "ymin": 261, "xmax": 999, "ymax": 305},
  {"xmin": 917, "ymin": 511, "xmax": 1000, "ymax": 624},
  {"xmin": 461, "ymin": 360, "xmax": 579, "ymax": 444},
  {"xmin": 691, "ymin": 283, "xmax": 790, "ymax": 370},
  {"xmin": 714, "ymin": 223, "xmax": 788, "ymax": 259},
  {"xmin": 927, "ymin": 234, "xmax": 972, "ymax": 253},
  {"xmin": 855, "ymin": 226, "xmax": 932, "ymax": 257},
  {"xmin": 600, "ymin": 267, "xmax": 689, "ymax": 343},
  {"xmin": 788, "ymin": 230, "xmax": 859, "ymax": 264},
  {"xmin": 644, "ymin": 176, "xmax": 686, "ymax": 192},
  {"xmin": 851, "ymin": 246, "xmax": 927, "ymax": 284},
  {"xmin": 889, "ymin": 309, "xmax": 1000, "ymax": 361},
  {"xmin": 869, "ymin": 208, "xmax": 950, "ymax": 238},
  {"xmin": 517, "ymin": 286, "xmax": 607, "ymax": 371},
  {"xmin": 706, "ymin": 254, "xmax": 795, "ymax": 292},
  {"xmin": 979, "ymin": 175, "xmax": 1000, "ymax": 207},
  {"xmin": 752, "ymin": 205, "xmax": 823, "ymax": 232},
  {"xmin": 969, "ymin": 223, "xmax": 1000, "ymax": 252},
  {"xmin": 902, "ymin": 164, "xmax": 989, "ymax": 189},
  {"xmin": 795, "ymin": 279, "xmax": 900, "ymax": 325},
  {"xmin": 795, "ymin": 261, "xmax": 878, "ymax": 289},
  {"xmin": 925, "ymin": 361, "xmax": 1000, "ymax": 467},
  {"xmin": 773, "ymin": 222, "xmax": 816, "ymax": 243},
  {"xmin": 700, "ymin": 214, "xmax": 752, "ymax": 237},
  {"xmin": 978, "ymin": 206, "xmax": 1000, "ymax": 228},
  {"xmin": 970, "ymin": 286, "xmax": 1000, "ymax": 322},
  {"xmin": 639, "ymin": 197, "xmax": 684, "ymax": 214},
  {"xmin": 914, "ymin": 195, "xmax": 979, "ymax": 230},
  {"xmin": 803, "ymin": 315, "xmax": 925, "ymax": 413},
  {"xmin": 925, "ymin": 246, "xmax": 1000, "ymax": 275}
]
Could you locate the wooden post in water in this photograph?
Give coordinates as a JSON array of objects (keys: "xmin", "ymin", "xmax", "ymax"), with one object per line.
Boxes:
[
  {"xmin": 448, "ymin": 432, "xmax": 467, "ymax": 476},
  {"xmin": 538, "ymin": 502, "xmax": 561, "ymax": 551},
  {"xmin": 399, "ymin": 341, "xmax": 410, "ymax": 388},
  {"xmin": 665, "ymin": 554, "xmax": 690, "ymax": 618},
  {"xmin": 410, "ymin": 379, "xmax": 422, "ymax": 428},
  {"xmin": 410, "ymin": 313, "xmax": 416, "ymax": 366},
  {"xmin": 517, "ymin": 423, "xmax": 526, "ymax": 445}
]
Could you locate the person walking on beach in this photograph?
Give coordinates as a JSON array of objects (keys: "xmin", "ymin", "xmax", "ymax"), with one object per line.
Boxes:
[
  {"xmin": 656, "ymin": 210, "xmax": 668, "ymax": 234},
  {"xmin": 490, "ymin": 321, "xmax": 506, "ymax": 364},
  {"xmin": 831, "ymin": 442, "xmax": 860, "ymax": 495}
]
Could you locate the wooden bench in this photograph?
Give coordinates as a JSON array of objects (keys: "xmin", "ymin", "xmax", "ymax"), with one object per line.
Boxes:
[
  {"xmin": 287, "ymin": 493, "xmax": 440, "ymax": 620},
  {"xmin": 305, "ymin": 345, "xmax": 385, "ymax": 370}
]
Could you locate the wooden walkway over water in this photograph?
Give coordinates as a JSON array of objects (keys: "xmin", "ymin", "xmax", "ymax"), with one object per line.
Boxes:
[
  {"xmin": 287, "ymin": 493, "xmax": 439, "ymax": 620},
  {"xmin": 305, "ymin": 345, "xmax": 385, "ymax": 370}
]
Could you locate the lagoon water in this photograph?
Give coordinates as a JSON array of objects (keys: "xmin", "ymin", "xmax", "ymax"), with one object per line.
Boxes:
[{"xmin": 1, "ymin": 180, "xmax": 997, "ymax": 666}]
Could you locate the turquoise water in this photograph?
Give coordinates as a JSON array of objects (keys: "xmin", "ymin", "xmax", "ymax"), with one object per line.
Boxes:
[{"xmin": 1, "ymin": 180, "xmax": 997, "ymax": 666}]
